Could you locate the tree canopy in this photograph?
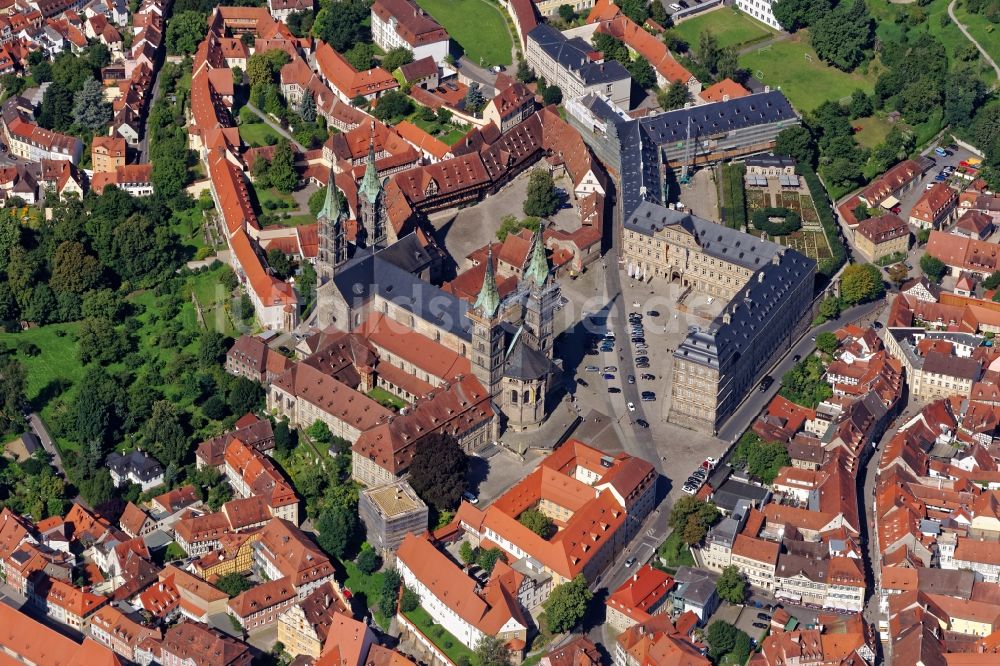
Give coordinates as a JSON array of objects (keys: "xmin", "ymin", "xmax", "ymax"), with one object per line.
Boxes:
[
  {"xmin": 519, "ymin": 508, "xmax": 555, "ymax": 539},
  {"xmin": 716, "ymin": 565, "xmax": 747, "ymax": 604},
  {"xmin": 543, "ymin": 575, "xmax": 593, "ymax": 633},
  {"xmin": 780, "ymin": 357, "xmax": 832, "ymax": 409},
  {"xmin": 920, "ymin": 254, "xmax": 947, "ymax": 282},
  {"xmin": 407, "ymin": 433, "xmax": 469, "ymax": 511},
  {"xmin": 523, "ymin": 169, "xmax": 560, "ymax": 218},
  {"xmin": 668, "ymin": 495, "xmax": 720, "ymax": 546},
  {"xmin": 840, "ymin": 263, "xmax": 885, "ymax": 304}
]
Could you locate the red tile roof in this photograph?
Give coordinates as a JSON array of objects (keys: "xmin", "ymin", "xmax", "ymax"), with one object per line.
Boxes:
[{"xmin": 316, "ymin": 41, "xmax": 397, "ymax": 100}]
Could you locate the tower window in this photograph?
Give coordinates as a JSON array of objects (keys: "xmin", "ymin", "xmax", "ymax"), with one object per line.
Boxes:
[{"xmin": 511, "ymin": 390, "xmax": 518, "ymax": 404}]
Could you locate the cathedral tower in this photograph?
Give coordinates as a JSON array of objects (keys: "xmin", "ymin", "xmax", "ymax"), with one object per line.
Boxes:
[
  {"xmin": 358, "ymin": 122, "xmax": 387, "ymax": 248},
  {"xmin": 316, "ymin": 166, "xmax": 347, "ymax": 284},
  {"xmin": 522, "ymin": 225, "xmax": 556, "ymax": 355},
  {"xmin": 468, "ymin": 247, "xmax": 505, "ymax": 399}
]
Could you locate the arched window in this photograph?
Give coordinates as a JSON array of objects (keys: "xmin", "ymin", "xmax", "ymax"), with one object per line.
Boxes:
[
  {"xmin": 523, "ymin": 390, "xmax": 531, "ymax": 404},
  {"xmin": 510, "ymin": 390, "xmax": 518, "ymax": 404}
]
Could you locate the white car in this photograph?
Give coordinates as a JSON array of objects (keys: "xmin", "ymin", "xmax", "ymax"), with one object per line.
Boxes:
[{"xmin": 627, "ymin": 401, "xmax": 636, "ymax": 412}]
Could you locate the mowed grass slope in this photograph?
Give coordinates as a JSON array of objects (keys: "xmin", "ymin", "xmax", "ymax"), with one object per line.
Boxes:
[
  {"xmin": 738, "ymin": 35, "xmax": 876, "ymax": 112},
  {"xmin": 414, "ymin": 0, "xmax": 512, "ymax": 66},
  {"xmin": 954, "ymin": 4, "xmax": 1000, "ymax": 79},
  {"xmin": 674, "ymin": 8, "xmax": 775, "ymax": 49}
]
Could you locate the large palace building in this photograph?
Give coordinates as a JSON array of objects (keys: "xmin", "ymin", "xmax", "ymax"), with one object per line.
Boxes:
[{"xmin": 623, "ymin": 202, "xmax": 815, "ymax": 432}]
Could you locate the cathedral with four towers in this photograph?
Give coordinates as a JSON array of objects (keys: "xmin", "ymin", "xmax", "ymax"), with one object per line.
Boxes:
[{"xmin": 312, "ymin": 133, "xmax": 561, "ymax": 432}]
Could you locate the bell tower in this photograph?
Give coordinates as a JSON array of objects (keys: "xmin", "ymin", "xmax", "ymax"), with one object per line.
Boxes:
[
  {"xmin": 522, "ymin": 225, "xmax": 556, "ymax": 355},
  {"xmin": 316, "ymin": 166, "xmax": 347, "ymax": 284},
  {"xmin": 468, "ymin": 247, "xmax": 505, "ymax": 398},
  {"xmin": 358, "ymin": 121, "xmax": 387, "ymax": 248}
]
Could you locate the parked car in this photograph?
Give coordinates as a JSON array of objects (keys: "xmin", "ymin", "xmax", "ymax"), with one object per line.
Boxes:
[
  {"xmin": 635, "ymin": 419, "xmax": 649, "ymax": 428},
  {"xmin": 627, "ymin": 374, "xmax": 636, "ymax": 384},
  {"xmin": 647, "ymin": 310, "xmax": 660, "ymax": 317},
  {"xmin": 627, "ymin": 401, "xmax": 636, "ymax": 412},
  {"xmin": 757, "ymin": 613, "xmax": 771, "ymax": 621},
  {"xmin": 576, "ymin": 378, "xmax": 589, "ymax": 386},
  {"xmin": 603, "ymin": 366, "xmax": 618, "ymax": 373},
  {"xmin": 641, "ymin": 373, "xmax": 655, "ymax": 380},
  {"xmin": 636, "ymin": 362, "xmax": 650, "ymax": 368},
  {"xmin": 603, "ymin": 373, "xmax": 615, "ymax": 380},
  {"xmin": 792, "ymin": 354, "xmax": 801, "ymax": 362},
  {"xmin": 934, "ymin": 146, "xmax": 948, "ymax": 157},
  {"xmin": 608, "ymin": 387, "xmax": 621, "ymax": 394},
  {"xmin": 669, "ymin": 2, "xmax": 682, "ymax": 10},
  {"xmin": 759, "ymin": 375, "xmax": 774, "ymax": 392},
  {"xmin": 625, "ymin": 557, "xmax": 637, "ymax": 567},
  {"xmin": 463, "ymin": 491, "xmax": 479, "ymax": 504},
  {"xmin": 752, "ymin": 622, "xmax": 769, "ymax": 630},
  {"xmin": 682, "ymin": 485, "xmax": 697, "ymax": 495},
  {"xmin": 585, "ymin": 365, "xmax": 599, "ymax": 372}
]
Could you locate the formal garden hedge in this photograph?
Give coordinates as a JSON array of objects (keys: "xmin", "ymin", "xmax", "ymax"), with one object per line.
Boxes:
[
  {"xmin": 751, "ymin": 206, "xmax": 802, "ymax": 236},
  {"xmin": 796, "ymin": 164, "xmax": 847, "ymax": 278}
]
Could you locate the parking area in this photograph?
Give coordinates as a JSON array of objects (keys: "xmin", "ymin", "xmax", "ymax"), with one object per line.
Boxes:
[
  {"xmin": 712, "ymin": 602, "xmax": 772, "ymax": 644},
  {"xmin": 554, "ymin": 259, "xmax": 728, "ymax": 495}
]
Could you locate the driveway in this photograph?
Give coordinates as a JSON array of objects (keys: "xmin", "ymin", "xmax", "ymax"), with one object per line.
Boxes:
[{"xmin": 28, "ymin": 412, "xmax": 66, "ymax": 478}]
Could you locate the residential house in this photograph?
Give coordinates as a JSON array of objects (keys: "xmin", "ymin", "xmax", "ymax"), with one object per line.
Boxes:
[
  {"xmin": 29, "ymin": 576, "xmax": 108, "ymax": 632},
  {"xmin": 228, "ymin": 577, "xmax": 298, "ymax": 632},
  {"xmin": 483, "ymin": 81, "xmax": 535, "ymax": 134},
  {"xmin": 525, "ymin": 24, "xmax": 631, "ymax": 109},
  {"xmin": 91, "ymin": 135, "xmax": 126, "ymax": 173},
  {"xmin": 854, "ymin": 213, "xmax": 909, "ymax": 263},
  {"xmin": 277, "ymin": 583, "xmax": 352, "ymax": 659},
  {"xmin": 370, "ymin": 0, "xmax": 449, "ymax": 65},
  {"xmin": 605, "ymin": 565, "xmax": 674, "ymax": 631},
  {"xmin": 910, "ymin": 183, "xmax": 958, "ymax": 229},
  {"xmin": 90, "ymin": 164, "xmax": 154, "ymax": 196},
  {"xmin": 1, "ymin": 96, "xmax": 83, "ymax": 163},
  {"xmin": 253, "ymin": 518, "xmax": 336, "ymax": 597},
  {"xmin": 88, "ymin": 605, "xmax": 161, "ymax": 662},
  {"xmin": 226, "ymin": 334, "xmax": 293, "ymax": 384},
  {"xmin": 396, "ymin": 532, "xmax": 529, "ymax": 653},
  {"xmin": 106, "ymin": 450, "xmax": 164, "ymax": 491},
  {"xmin": 155, "ymin": 622, "xmax": 252, "ymax": 666}
]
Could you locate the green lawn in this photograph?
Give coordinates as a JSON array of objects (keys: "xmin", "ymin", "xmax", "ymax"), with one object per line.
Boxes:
[
  {"xmin": 252, "ymin": 185, "xmax": 297, "ymax": 213},
  {"xmin": 404, "ymin": 605, "xmax": 479, "ymax": 666},
  {"xmin": 674, "ymin": 8, "xmax": 775, "ymax": 49},
  {"xmin": 367, "ymin": 387, "xmax": 407, "ymax": 410},
  {"xmin": 239, "ymin": 121, "xmax": 282, "ymax": 147},
  {"xmin": 0, "ymin": 324, "xmax": 84, "ymax": 412},
  {"xmin": 853, "ymin": 115, "xmax": 893, "ymax": 149},
  {"xmin": 414, "ymin": 0, "xmax": 512, "ymax": 66},
  {"xmin": 343, "ymin": 561, "xmax": 391, "ymax": 628},
  {"xmin": 738, "ymin": 35, "xmax": 877, "ymax": 112},
  {"xmin": 954, "ymin": 4, "xmax": 1000, "ymax": 80},
  {"xmin": 659, "ymin": 530, "xmax": 695, "ymax": 569}
]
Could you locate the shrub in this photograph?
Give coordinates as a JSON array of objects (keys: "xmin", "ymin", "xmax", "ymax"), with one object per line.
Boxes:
[{"xmin": 751, "ymin": 207, "xmax": 802, "ymax": 236}]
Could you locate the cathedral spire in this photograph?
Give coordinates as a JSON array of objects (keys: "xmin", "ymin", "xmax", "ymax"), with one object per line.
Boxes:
[
  {"xmin": 360, "ymin": 120, "xmax": 381, "ymax": 203},
  {"xmin": 474, "ymin": 245, "xmax": 500, "ymax": 317},
  {"xmin": 524, "ymin": 223, "xmax": 549, "ymax": 288},
  {"xmin": 318, "ymin": 166, "xmax": 341, "ymax": 221}
]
